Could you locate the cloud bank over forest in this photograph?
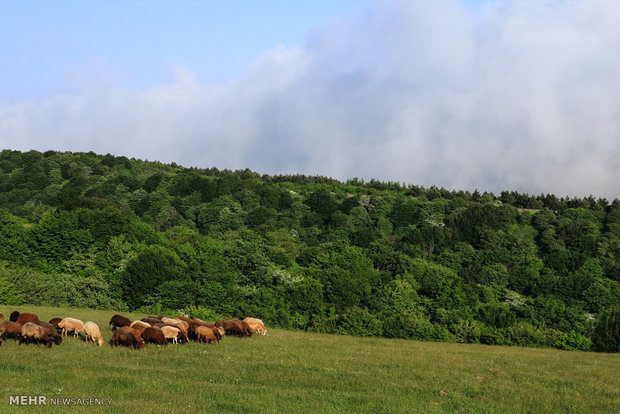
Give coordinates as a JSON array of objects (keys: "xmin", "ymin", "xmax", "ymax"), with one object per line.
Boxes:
[{"xmin": 2, "ymin": 1, "xmax": 619, "ymax": 199}]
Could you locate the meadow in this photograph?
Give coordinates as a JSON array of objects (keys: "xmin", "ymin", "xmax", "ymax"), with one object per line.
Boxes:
[{"xmin": 0, "ymin": 305, "xmax": 618, "ymax": 413}]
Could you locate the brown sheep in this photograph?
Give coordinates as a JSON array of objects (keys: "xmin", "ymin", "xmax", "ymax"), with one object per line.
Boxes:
[
  {"xmin": 0, "ymin": 321, "xmax": 22, "ymax": 342},
  {"xmin": 141, "ymin": 317, "xmax": 163, "ymax": 326},
  {"xmin": 195, "ymin": 325, "xmax": 219, "ymax": 344},
  {"xmin": 109, "ymin": 314, "xmax": 131, "ymax": 331},
  {"xmin": 34, "ymin": 321, "xmax": 62, "ymax": 345},
  {"xmin": 19, "ymin": 322, "xmax": 53, "ymax": 348},
  {"xmin": 129, "ymin": 320, "xmax": 151, "ymax": 334},
  {"xmin": 119, "ymin": 327, "xmax": 146, "ymax": 347},
  {"xmin": 187, "ymin": 321, "xmax": 201, "ymax": 341},
  {"xmin": 111, "ymin": 328, "xmax": 145, "ymax": 349},
  {"xmin": 141, "ymin": 327, "xmax": 168, "ymax": 346},
  {"xmin": 243, "ymin": 317, "xmax": 267, "ymax": 336},
  {"xmin": 84, "ymin": 322, "xmax": 104, "ymax": 347},
  {"xmin": 215, "ymin": 319, "xmax": 252, "ymax": 338},
  {"xmin": 204, "ymin": 323, "xmax": 223, "ymax": 341},
  {"xmin": 187, "ymin": 320, "xmax": 214, "ymax": 341},
  {"xmin": 58, "ymin": 318, "xmax": 85, "ymax": 337},
  {"xmin": 48, "ymin": 318, "xmax": 63, "ymax": 330},
  {"xmin": 176, "ymin": 315, "xmax": 193, "ymax": 325},
  {"xmin": 9, "ymin": 311, "xmax": 20, "ymax": 322},
  {"xmin": 16, "ymin": 312, "xmax": 39, "ymax": 325},
  {"xmin": 0, "ymin": 312, "xmax": 3, "ymax": 319},
  {"xmin": 185, "ymin": 318, "xmax": 221, "ymax": 341}
]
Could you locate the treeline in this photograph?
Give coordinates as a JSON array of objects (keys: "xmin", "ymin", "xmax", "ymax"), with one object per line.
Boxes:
[{"xmin": 0, "ymin": 149, "xmax": 618, "ymax": 352}]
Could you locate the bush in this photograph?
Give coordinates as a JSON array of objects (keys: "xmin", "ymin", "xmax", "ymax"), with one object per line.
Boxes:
[
  {"xmin": 180, "ymin": 305, "xmax": 225, "ymax": 322},
  {"xmin": 479, "ymin": 326, "xmax": 507, "ymax": 345},
  {"xmin": 506, "ymin": 322, "xmax": 546, "ymax": 347},
  {"xmin": 337, "ymin": 307, "xmax": 383, "ymax": 337},
  {"xmin": 451, "ymin": 319, "xmax": 482, "ymax": 343},
  {"xmin": 554, "ymin": 331, "xmax": 592, "ymax": 351},
  {"xmin": 592, "ymin": 307, "xmax": 620, "ymax": 352}
]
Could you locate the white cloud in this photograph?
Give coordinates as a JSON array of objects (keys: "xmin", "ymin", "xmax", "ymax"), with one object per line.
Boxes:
[{"xmin": 1, "ymin": 0, "xmax": 619, "ymax": 199}]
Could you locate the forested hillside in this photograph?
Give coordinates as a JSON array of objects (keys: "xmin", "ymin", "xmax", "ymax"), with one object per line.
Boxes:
[{"xmin": 0, "ymin": 149, "xmax": 618, "ymax": 351}]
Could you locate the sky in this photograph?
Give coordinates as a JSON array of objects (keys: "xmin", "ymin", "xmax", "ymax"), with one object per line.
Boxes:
[{"xmin": 1, "ymin": 0, "xmax": 619, "ymax": 200}]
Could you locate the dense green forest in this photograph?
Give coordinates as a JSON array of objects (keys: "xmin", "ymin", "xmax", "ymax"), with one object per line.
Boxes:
[{"xmin": 0, "ymin": 149, "xmax": 618, "ymax": 352}]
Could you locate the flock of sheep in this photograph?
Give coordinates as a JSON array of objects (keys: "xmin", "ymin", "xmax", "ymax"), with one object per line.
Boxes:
[{"xmin": 0, "ymin": 311, "xmax": 266, "ymax": 349}]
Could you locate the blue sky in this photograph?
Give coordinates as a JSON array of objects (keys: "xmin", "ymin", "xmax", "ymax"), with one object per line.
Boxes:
[
  {"xmin": 1, "ymin": 0, "xmax": 618, "ymax": 199},
  {"xmin": 1, "ymin": 0, "xmax": 366, "ymax": 97}
]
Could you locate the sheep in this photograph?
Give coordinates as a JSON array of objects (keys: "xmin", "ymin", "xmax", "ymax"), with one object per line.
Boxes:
[
  {"xmin": 48, "ymin": 318, "xmax": 63, "ymax": 330},
  {"xmin": 195, "ymin": 325, "xmax": 219, "ymax": 344},
  {"xmin": 119, "ymin": 326, "xmax": 146, "ymax": 348},
  {"xmin": 16, "ymin": 312, "xmax": 39, "ymax": 325},
  {"xmin": 58, "ymin": 317, "xmax": 85, "ymax": 337},
  {"xmin": 176, "ymin": 315, "xmax": 193, "ymax": 325},
  {"xmin": 187, "ymin": 320, "xmax": 212, "ymax": 341},
  {"xmin": 161, "ymin": 325, "xmax": 182, "ymax": 344},
  {"xmin": 129, "ymin": 320, "xmax": 151, "ymax": 334},
  {"xmin": 243, "ymin": 317, "xmax": 267, "ymax": 336},
  {"xmin": 9, "ymin": 311, "xmax": 20, "ymax": 322},
  {"xmin": 0, "ymin": 312, "xmax": 4, "ymax": 320},
  {"xmin": 84, "ymin": 322, "xmax": 105, "ymax": 347},
  {"xmin": 141, "ymin": 317, "xmax": 163, "ymax": 326},
  {"xmin": 111, "ymin": 328, "xmax": 145, "ymax": 349},
  {"xmin": 215, "ymin": 319, "xmax": 252, "ymax": 338},
  {"xmin": 34, "ymin": 321, "xmax": 62, "ymax": 345},
  {"xmin": 19, "ymin": 322, "xmax": 52, "ymax": 348},
  {"xmin": 109, "ymin": 314, "xmax": 131, "ymax": 331},
  {"xmin": 0, "ymin": 321, "xmax": 22, "ymax": 342},
  {"xmin": 161, "ymin": 318, "xmax": 189, "ymax": 338},
  {"xmin": 141, "ymin": 327, "xmax": 168, "ymax": 346}
]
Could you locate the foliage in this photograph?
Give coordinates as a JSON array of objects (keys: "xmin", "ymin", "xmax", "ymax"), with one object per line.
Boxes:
[
  {"xmin": 0, "ymin": 150, "xmax": 618, "ymax": 351},
  {"xmin": 592, "ymin": 306, "xmax": 620, "ymax": 352}
]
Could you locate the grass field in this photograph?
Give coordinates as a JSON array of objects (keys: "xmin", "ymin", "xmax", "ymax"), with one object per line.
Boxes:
[{"xmin": 0, "ymin": 305, "xmax": 618, "ymax": 413}]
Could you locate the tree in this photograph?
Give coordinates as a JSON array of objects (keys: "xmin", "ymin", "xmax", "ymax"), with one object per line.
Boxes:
[
  {"xmin": 592, "ymin": 306, "xmax": 620, "ymax": 352},
  {"xmin": 121, "ymin": 245, "xmax": 186, "ymax": 310}
]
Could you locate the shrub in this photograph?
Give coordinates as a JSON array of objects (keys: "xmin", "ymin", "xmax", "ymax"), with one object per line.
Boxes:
[
  {"xmin": 592, "ymin": 307, "xmax": 620, "ymax": 352},
  {"xmin": 554, "ymin": 331, "xmax": 592, "ymax": 351},
  {"xmin": 506, "ymin": 322, "xmax": 546, "ymax": 347},
  {"xmin": 337, "ymin": 307, "xmax": 383, "ymax": 337}
]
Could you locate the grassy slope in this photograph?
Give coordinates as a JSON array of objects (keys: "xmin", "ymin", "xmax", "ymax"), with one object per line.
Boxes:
[{"xmin": 0, "ymin": 305, "xmax": 618, "ymax": 413}]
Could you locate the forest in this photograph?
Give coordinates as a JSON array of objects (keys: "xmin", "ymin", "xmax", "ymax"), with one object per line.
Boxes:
[{"xmin": 0, "ymin": 149, "xmax": 618, "ymax": 352}]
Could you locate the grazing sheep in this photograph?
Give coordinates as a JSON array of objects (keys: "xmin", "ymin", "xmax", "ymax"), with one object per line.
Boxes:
[
  {"xmin": 176, "ymin": 315, "xmax": 193, "ymax": 325},
  {"xmin": 141, "ymin": 327, "xmax": 168, "ymax": 346},
  {"xmin": 0, "ymin": 321, "xmax": 22, "ymax": 342},
  {"xmin": 84, "ymin": 322, "xmax": 105, "ymax": 347},
  {"xmin": 195, "ymin": 326, "xmax": 219, "ymax": 344},
  {"xmin": 141, "ymin": 317, "xmax": 163, "ymax": 326},
  {"xmin": 161, "ymin": 317, "xmax": 188, "ymax": 330},
  {"xmin": 119, "ymin": 326, "xmax": 146, "ymax": 347},
  {"xmin": 205, "ymin": 323, "xmax": 223, "ymax": 341},
  {"xmin": 16, "ymin": 312, "xmax": 39, "ymax": 325},
  {"xmin": 161, "ymin": 325, "xmax": 183, "ymax": 344},
  {"xmin": 34, "ymin": 321, "xmax": 62, "ymax": 345},
  {"xmin": 109, "ymin": 314, "xmax": 132, "ymax": 331},
  {"xmin": 129, "ymin": 320, "xmax": 151, "ymax": 334},
  {"xmin": 111, "ymin": 328, "xmax": 145, "ymax": 349},
  {"xmin": 243, "ymin": 317, "xmax": 267, "ymax": 336},
  {"xmin": 161, "ymin": 318, "xmax": 189, "ymax": 338},
  {"xmin": 9, "ymin": 311, "xmax": 20, "ymax": 322},
  {"xmin": 58, "ymin": 318, "xmax": 85, "ymax": 337},
  {"xmin": 48, "ymin": 318, "xmax": 63, "ymax": 330},
  {"xmin": 0, "ymin": 312, "xmax": 3, "ymax": 319},
  {"xmin": 19, "ymin": 322, "xmax": 52, "ymax": 348},
  {"xmin": 215, "ymin": 319, "xmax": 252, "ymax": 338}
]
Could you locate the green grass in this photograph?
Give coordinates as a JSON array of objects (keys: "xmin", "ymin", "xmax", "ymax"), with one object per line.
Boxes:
[{"xmin": 1, "ymin": 305, "xmax": 619, "ymax": 413}]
